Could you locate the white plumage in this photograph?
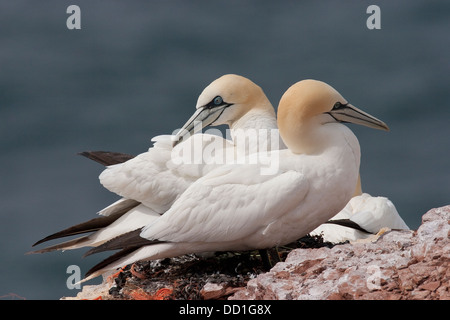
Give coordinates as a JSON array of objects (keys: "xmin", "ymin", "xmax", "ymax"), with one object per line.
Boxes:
[
  {"xmin": 311, "ymin": 193, "xmax": 409, "ymax": 243},
  {"xmin": 81, "ymin": 79, "xmax": 390, "ymax": 281},
  {"xmin": 31, "ymin": 74, "xmax": 283, "ymax": 252},
  {"xmin": 32, "ymin": 77, "xmax": 403, "ymax": 284}
]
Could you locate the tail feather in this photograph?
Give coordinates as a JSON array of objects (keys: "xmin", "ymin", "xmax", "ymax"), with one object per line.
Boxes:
[
  {"xmin": 78, "ymin": 151, "xmax": 135, "ymax": 166},
  {"xmin": 32, "ymin": 199, "xmax": 139, "ymax": 248},
  {"xmin": 83, "ymin": 228, "xmax": 159, "ymax": 257},
  {"xmin": 85, "ymin": 246, "xmax": 141, "ymax": 279},
  {"xmin": 32, "ymin": 209, "xmax": 129, "ymax": 247},
  {"xmin": 27, "ymin": 235, "xmax": 92, "ymax": 254},
  {"xmin": 83, "ymin": 229, "xmax": 164, "ymax": 280}
]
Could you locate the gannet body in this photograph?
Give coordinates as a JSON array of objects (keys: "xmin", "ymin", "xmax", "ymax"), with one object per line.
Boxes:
[
  {"xmin": 30, "ymin": 74, "xmax": 284, "ymax": 253},
  {"xmin": 82, "ymin": 79, "xmax": 389, "ymax": 281},
  {"xmin": 312, "ymin": 192, "xmax": 409, "ymax": 243}
]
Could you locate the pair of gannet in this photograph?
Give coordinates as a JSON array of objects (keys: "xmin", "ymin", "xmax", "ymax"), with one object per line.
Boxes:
[
  {"xmin": 31, "ymin": 74, "xmax": 399, "ymax": 282},
  {"xmin": 31, "ymin": 75, "xmax": 283, "ymax": 253}
]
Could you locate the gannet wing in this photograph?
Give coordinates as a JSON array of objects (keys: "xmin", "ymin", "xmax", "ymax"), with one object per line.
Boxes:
[
  {"xmin": 99, "ymin": 134, "xmax": 234, "ymax": 213},
  {"xmin": 348, "ymin": 194, "xmax": 409, "ymax": 232},
  {"xmin": 140, "ymin": 163, "xmax": 309, "ymax": 243},
  {"xmin": 31, "ymin": 134, "xmax": 234, "ymax": 251},
  {"xmin": 29, "ymin": 203, "xmax": 160, "ymax": 254},
  {"xmin": 30, "ymin": 199, "xmax": 140, "ymax": 248}
]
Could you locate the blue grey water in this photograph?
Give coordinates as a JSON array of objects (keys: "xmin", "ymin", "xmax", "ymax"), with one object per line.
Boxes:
[{"xmin": 0, "ymin": 1, "xmax": 448, "ymax": 299}]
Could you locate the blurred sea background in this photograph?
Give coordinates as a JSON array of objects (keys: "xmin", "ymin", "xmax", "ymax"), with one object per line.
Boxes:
[{"xmin": 0, "ymin": 1, "xmax": 448, "ymax": 299}]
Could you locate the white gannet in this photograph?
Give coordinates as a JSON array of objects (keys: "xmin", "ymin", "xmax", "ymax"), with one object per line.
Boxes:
[
  {"xmin": 312, "ymin": 183, "xmax": 410, "ymax": 243},
  {"xmin": 81, "ymin": 79, "xmax": 389, "ymax": 281},
  {"xmin": 30, "ymin": 74, "xmax": 284, "ymax": 253}
]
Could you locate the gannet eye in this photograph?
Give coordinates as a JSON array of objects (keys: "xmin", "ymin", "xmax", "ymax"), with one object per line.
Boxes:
[
  {"xmin": 213, "ymin": 96, "xmax": 223, "ymax": 106},
  {"xmin": 205, "ymin": 95, "xmax": 231, "ymax": 110},
  {"xmin": 333, "ymin": 102, "xmax": 343, "ymax": 110},
  {"xmin": 206, "ymin": 96, "xmax": 224, "ymax": 109}
]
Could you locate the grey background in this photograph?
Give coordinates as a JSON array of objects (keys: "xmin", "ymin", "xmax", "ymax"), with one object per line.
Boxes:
[{"xmin": 0, "ymin": 1, "xmax": 448, "ymax": 299}]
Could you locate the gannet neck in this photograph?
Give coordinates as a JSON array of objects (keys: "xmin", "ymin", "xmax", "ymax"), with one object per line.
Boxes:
[
  {"xmin": 353, "ymin": 174, "xmax": 363, "ymax": 197},
  {"xmin": 229, "ymin": 104, "xmax": 277, "ymax": 132},
  {"xmin": 279, "ymin": 108, "xmax": 350, "ymax": 155},
  {"xmin": 229, "ymin": 106, "xmax": 281, "ymax": 154}
]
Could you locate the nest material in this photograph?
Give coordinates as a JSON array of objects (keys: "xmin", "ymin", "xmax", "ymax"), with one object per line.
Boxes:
[{"xmin": 107, "ymin": 234, "xmax": 336, "ymax": 300}]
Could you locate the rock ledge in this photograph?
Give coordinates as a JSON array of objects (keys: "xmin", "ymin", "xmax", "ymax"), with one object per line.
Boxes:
[{"xmin": 230, "ymin": 206, "xmax": 449, "ymax": 300}]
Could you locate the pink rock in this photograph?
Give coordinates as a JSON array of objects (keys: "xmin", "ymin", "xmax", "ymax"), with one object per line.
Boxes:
[{"xmin": 230, "ymin": 205, "xmax": 450, "ymax": 300}]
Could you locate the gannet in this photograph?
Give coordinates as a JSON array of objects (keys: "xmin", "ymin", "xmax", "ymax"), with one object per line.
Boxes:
[
  {"xmin": 30, "ymin": 74, "xmax": 284, "ymax": 254},
  {"xmin": 313, "ymin": 189, "xmax": 410, "ymax": 243},
  {"xmin": 81, "ymin": 79, "xmax": 389, "ymax": 281}
]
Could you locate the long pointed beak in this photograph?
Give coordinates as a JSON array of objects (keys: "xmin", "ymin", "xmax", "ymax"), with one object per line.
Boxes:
[
  {"xmin": 172, "ymin": 106, "xmax": 226, "ymax": 147},
  {"xmin": 329, "ymin": 103, "xmax": 389, "ymax": 131}
]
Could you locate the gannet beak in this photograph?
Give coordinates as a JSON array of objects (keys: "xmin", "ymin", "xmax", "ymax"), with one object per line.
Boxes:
[
  {"xmin": 172, "ymin": 105, "xmax": 230, "ymax": 147},
  {"xmin": 328, "ymin": 103, "xmax": 389, "ymax": 131}
]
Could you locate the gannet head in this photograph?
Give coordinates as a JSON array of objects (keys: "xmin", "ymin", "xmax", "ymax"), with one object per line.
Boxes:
[
  {"xmin": 278, "ymin": 79, "xmax": 389, "ymax": 154},
  {"xmin": 173, "ymin": 74, "xmax": 273, "ymax": 146}
]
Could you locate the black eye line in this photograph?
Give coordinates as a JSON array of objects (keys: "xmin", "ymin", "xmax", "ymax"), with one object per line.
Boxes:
[
  {"xmin": 332, "ymin": 101, "xmax": 349, "ymax": 110},
  {"xmin": 205, "ymin": 96, "xmax": 228, "ymax": 109},
  {"xmin": 205, "ymin": 102, "xmax": 234, "ymax": 126},
  {"xmin": 327, "ymin": 102, "xmax": 350, "ymax": 123}
]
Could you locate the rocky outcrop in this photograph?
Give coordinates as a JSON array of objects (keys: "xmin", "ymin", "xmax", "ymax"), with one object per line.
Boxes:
[
  {"xmin": 230, "ymin": 206, "xmax": 449, "ymax": 300},
  {"xmin": 65, "ymin": 206, "xmax": 449, "ymax": 300}
]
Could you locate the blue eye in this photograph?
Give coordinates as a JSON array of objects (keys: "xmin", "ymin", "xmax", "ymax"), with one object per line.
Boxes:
[{"xmin": 213, "ymin": 96, "xmax": 223, "ymax": 106}]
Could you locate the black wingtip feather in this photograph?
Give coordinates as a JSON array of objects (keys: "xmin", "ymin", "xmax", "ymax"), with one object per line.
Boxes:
[
  {"xmin": 85, "ymin": 246, "xmax": 141, "ymax": 278},
  {"xmin": 32, "ymin": 199, "xmax": 140, "ymax": 248},
  {"xmin": 32, "ymin": 212, "xmax": 127, "ymax": 247},
  {"xmin": 323, "ymin": 219, "xmax": 371, "ymax": 234},
  {"xmin": 78, "ymin": 151, "xmax": 135, "ymax": 166},
  {"xmin": 27, "ymin": 235, "xmax": 91, "ymax": 254},
  {"xmin": 83, "ymin": 228, "xmax": 160, "ymax": 257},
  {"xmin": 84, "ymin": 229, "xmax": 163, "ymax": 278}
]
